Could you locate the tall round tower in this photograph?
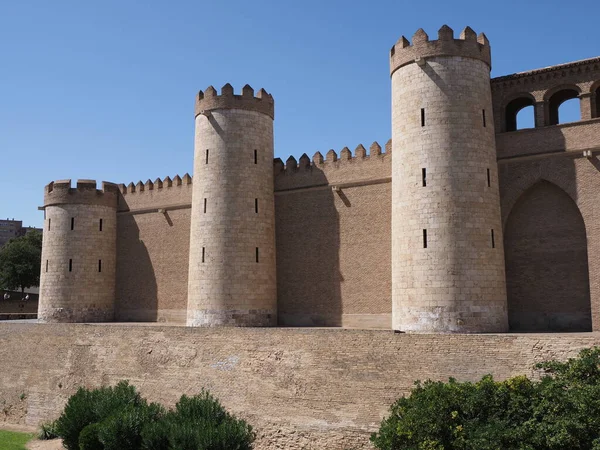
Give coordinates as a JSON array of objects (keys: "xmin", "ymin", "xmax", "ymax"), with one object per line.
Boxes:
[
  {"xmin": 187, "ymin": 84, "xmax": 277, "ymax": 327},
  {"xmin": 39, "ymin": 179, "xmax": 118, "ymax": 322},
  {"xmin": 390, "ymin": 26, "xmax": 508, "ymax": 333}
]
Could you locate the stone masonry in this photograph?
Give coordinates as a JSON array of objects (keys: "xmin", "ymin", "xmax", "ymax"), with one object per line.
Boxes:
[
  {"xmin": 390, "ymin": 27, "xmax": 507, "ymax": 332},
  {"xmin": 39, "ymin": 180, "xmax": 118, "ymax": 322},
  {"xmin": 37, "ymin": 25, "xmax": 600, "ymax": 333},
  {"xmin": 187, "ymin": 85, "xmax": 277, "ymax": 326}
]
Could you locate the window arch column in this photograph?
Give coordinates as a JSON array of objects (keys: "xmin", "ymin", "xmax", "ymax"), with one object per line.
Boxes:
[
  {"xmin": 592, "ymin": 84, "xmax": 600, "ymax": 119},
  {"xmin": 579, "ymin": 92, "xmax": 593, "ymax": 120},
  {"xmin": 534, "ymin": 101, "xmax": 545, "ymax": 128}
]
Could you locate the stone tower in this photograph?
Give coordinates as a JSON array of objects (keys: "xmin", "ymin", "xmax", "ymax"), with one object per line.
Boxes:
[
  {"xmin": 187, "ymin": 84, "xmax": 277, "ymax": 326},
  {"xmin": 39, "ymin": 179, "xmax": 118, "ymax": 322},
  {"xmin": 390, "ymin": 26, "xmax": 508, "ymax": 332}
]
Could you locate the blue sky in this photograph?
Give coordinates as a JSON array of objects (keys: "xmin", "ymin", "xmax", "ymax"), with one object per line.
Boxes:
[{"xmin": 1, "ymin": 0, "xmax": 598, "ymax": 227}]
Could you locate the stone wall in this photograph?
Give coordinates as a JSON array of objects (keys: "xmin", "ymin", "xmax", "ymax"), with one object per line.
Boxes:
[
  {"xmin": 391, "ymin": 51, "xmax": 506, "ymax": 333},
  {"xmin": 188, "ymin": 106, "xmax": 276, "ymax": 327},
  {"xmin": 2, "ymin": 323, "xmax": 600, "ymax": 449}
]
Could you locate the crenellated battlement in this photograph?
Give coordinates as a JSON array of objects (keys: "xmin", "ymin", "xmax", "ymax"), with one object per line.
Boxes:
[
  {"xmin": 44, "ymin": 179, "xmax": 119, "ymax": 208},
  {"xmin": 194, "ymin": 84, "xmax": 274, "ymax": 120},
  {"xmin": 273, "ymin": 140, "xmax": 392, "ymax": 192},
  {"xmin": 274, "ymin": 140, "xmax": 391, "ymax": 175},
  {"xmin": 118, "ymin": 173, "xmax": 192, "ymax": 195},
  {"xmin": 390, "ymin": 25, "xmax": 491, "ymax": 75}
]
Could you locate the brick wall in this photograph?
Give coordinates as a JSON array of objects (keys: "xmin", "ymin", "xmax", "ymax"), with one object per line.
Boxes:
[{"xmin": 2, "ymin": 323, "xmax": 600, "ymax": 449}]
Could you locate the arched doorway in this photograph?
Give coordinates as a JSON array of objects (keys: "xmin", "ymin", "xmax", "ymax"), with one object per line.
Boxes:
[{"xmin": 504, "ymin": 181, "xmax": 591, "ymax": 331}]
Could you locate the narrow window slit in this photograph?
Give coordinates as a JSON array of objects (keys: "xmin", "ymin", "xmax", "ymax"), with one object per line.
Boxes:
[
  {"xmin": 255, "ymin": 198, "xmax": 258, "ymax": 214},
  {"xmin": 99, "ymin": 219, "xmax": 103, "ymax": 231},
  {"xmin": 70, "ymin": 218, "xmax": 74, "ymax": 230},
  {"xmin": 423, "ymin": 229, "xmax": 428, "ymax": 249},
  {"xmin": 68, "ymin": 259, "xmax": 72, "ymax": 272},
  {"xmin": 422, "ymin": 168, "xmax": 427, "ymax": 187},
  {"xmin": 201, "ymin": 247, "xmax": 205, "ymax": 263},
  {"xmin": 48, "ymin": 218, "xmax": 51, "ymax": 231},
  {"xmin": 483, "ymin": 109, "xmax": 487, "ymax": 127},
  {"xmin": 45, "ymin": 260, "xmax": 48, "ymax": 273},
  {"xmin": 487, "ymin": 168, "xmax": 491, "ymax": 187},
  {"xmin": 205, "ymin": 149, "xmax": 209, "ymax": 164},
  {"xmin": 254, "ymin": 149, "xmax": 258, "ymax": 164},
  {"xmin": 98, "ymin": 260, "xmax": 102, "ymax": 272},
  {"xmin": 421, "ymin": 108, "xmax": 425, "ymax": 127},
  {"xmin": 203, "ymin": 198, "xmax": 207, "ymax": 213},
  {"xmin": 491, "ymin": 229, "xmax": 495, "ymax": 248},
  {"xmin": 256, "ymin": 247, "xmax": 259, "ymax": 263}
]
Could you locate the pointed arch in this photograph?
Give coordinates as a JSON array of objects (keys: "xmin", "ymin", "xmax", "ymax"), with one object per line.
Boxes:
[{"xmin": 504, "ymin": 180, "xmax": 591, "ymax": 332}]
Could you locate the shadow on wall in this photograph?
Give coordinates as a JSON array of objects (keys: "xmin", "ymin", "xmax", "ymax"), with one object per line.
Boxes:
[
  {"xmin": 115, "ymin": 214, "xmax": 158, "ymax": 322},
  {"xmin": 502, "ymin": 128, "xmax": 592, "ymax": 332},
  {"xmin": 275, "ymin": 167, "xmax": 342, "ymax": 326}
]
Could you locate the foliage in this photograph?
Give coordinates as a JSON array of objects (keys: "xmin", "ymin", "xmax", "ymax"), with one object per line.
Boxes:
[
  {"xmin": 0, "ymin": 429, "xmax": 35, "ymax": 450},
  {"xmin": 53, "ymin": 382, "xmax": 255, "ymax": 450},
  {"xmin": 371, "ymin": 347, "xmax": 600, "ymax": 450},
  {"xmin": 37, "ymin": 420, "xmax": 59, "ymax": 440},
  {"xmin": 0, "ymin": 230, "xmax": 42, "ymax": 295},
  {"xmin": 78, "ymin": 423, "xmax": 103, "ymax": 450},
  {"xmin": 54, "ymin": 380, "xmax": 143, "ymax": 450},
  {"xmin": 140, "ymin": 392, "xmax": 255, "ymax": 450},
  {"xmin": 98, "ymin": 403, "xmax": 164, "ymax": 450}
]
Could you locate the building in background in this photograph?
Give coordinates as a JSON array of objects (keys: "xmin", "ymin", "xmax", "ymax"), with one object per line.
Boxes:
[{"xmin": 0, "ymin": 219, "xmax": 42, "ymax": 248}]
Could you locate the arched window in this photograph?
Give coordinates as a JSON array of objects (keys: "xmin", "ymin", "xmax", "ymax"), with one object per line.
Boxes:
[
  {"xmin": 504, "ymin": 96, "xmax": 535, "ymax": 131},
  {"xmin": 547, "ymin": 87, "xmax": 580, "ymax": 125}
]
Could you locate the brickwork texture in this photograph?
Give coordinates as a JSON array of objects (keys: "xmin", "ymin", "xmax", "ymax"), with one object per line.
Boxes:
[
  {"xmin": 36, "ymin": 27, "xmax": 600, "ymax": 334},
  {"xmin": 3, "ymin": 324, "xmax": 600, "ymax": 449}
]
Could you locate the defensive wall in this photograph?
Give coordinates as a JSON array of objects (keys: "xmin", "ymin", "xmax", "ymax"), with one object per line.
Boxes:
[
  {"xmin": 2, "ymin": 323, "xmax": 600, "ymax": 449},
  {"xmin": 35, "ymin": 29, "xmax": 600, "ymax": 332}
]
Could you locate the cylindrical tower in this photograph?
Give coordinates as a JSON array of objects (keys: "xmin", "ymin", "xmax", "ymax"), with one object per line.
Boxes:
[
  {"xmin": 187, "ymin": 84, "xmax": 277, "ymax": 326},
  {"xmin": 39, "ymin": 179, "xmax": 118, "ymax": 322},
  {"xmin": 390, "ymin": 25, "xmax": 508, "ymax": 333}
]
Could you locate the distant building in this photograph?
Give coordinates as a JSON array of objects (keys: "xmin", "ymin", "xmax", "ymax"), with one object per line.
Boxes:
[{"xmin": 0, "ymin": 219, "xmax": 42, "ymax": 248}]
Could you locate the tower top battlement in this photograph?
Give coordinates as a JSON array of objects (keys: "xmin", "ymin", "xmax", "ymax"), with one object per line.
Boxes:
[
  {"xmin": 194, "ymin": 83, "xmax": 275, "ymax": 120},
  {"xmin": 390, "ymin": 25, "xmax": 491, "ymax": 75},
  {"xmin": 44, "ymin": 179, "xmax": 119, "ymax": 208}
]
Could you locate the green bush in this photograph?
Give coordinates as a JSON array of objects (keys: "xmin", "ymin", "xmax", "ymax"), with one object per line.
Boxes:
[
  {"xmin": 78, "ymin": 423, "xmax": 103, "ymax": 450},
  {"xmin": 141, "ymin": 392, "xmax": 255, "ymax": 450},
  {"xmin": 54, "ymin": 380, "xmax": 143, "ymax": 450},
  {"xmin": 53, "ymin": 382, "xmax": 255, "ymax": 450},
  {"xmin": 98, "ymin": 402, "xmax": 164, "ymax": 450},
  {"xmin": 371, "ymin": 347, "xmax": 600, "ymax": 450}
]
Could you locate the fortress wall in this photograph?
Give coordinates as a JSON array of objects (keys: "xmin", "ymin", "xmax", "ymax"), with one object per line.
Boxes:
[
  {"xmin": 495, "ymin": 118, "xmax": 600, "ymax": 159},
  {"xmin": 2, "ymin": 324, "xmax": 600, "ymax": 449},
  {"xmin": 115, "ymin": 183, "xmax": 193, "ymax": 323},
  {"xmin": 275, "ymin": 182, "xmax": 391, "ymax": 328},
  {"xmin": 117, "ymin": 177, "xmax": 193, "ymax": 212},
  {"xmin": 274, "ymin": 146, "xmax": 392, "ymax": 328},
  {"xmin": 111, "ymin": 147, "xmax": 393, "ymax": 327},
  {"xmin": 274, "ymin": 143, "xmax": 391, "ymax": 191},
  {"xmin": 499, "ymin": 154, "xmax": 600, "ymax": 331}
]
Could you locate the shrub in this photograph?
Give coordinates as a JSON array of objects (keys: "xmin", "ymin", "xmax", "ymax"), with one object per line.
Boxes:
[
  {"xmin": 53, "ymin": 383, "xmax": 255, "ymax": 450},
  {"xmin": 78, "ymin": 423, "xmax": 103, "ymax": 450},
  {"xmin": 371, "ymin": 347, "xmax": 600, "ymax": 450},
  {"xmin": 141, "ymin": 392, "xmax": 255, "ymax": 450},
  {"xmin": 54, "ymin": 380, "xmax": 143, "ymax": 450},
  {"xmin": 98, "ymin": 402, "xmax": 164, "ymax": 450}
]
